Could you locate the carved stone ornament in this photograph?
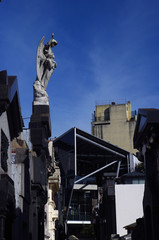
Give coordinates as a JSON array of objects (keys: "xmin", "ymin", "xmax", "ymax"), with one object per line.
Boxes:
[{"xmin": 33, "ymin": 34, "xmax": 57, "ymax": 105}]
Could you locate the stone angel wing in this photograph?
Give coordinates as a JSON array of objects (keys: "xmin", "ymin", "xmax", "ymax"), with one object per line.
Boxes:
[{"xmin": 36, "ymin": 36, "xmax": 46, "ymax": 83}]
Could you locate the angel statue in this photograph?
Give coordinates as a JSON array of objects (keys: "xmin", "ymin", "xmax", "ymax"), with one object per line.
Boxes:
[{"xmin": 33, "ymin": 33, "xmax": 57, "ymax": 105}]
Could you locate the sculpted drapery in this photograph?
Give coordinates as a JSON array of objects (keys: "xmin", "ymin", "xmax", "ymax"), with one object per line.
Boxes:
[{"xmin": 33, "ymin": 34, "xmax": 57, "ymax": 105}]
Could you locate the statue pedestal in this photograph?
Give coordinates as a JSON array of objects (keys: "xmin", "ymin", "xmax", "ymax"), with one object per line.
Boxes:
[
  {"xmin": 29, "ymin": 104, "xmax": 52, "ymax": 240},
  {"xmin": 29, "ymin": 104, "xmax": 51, "ymax": 152}
]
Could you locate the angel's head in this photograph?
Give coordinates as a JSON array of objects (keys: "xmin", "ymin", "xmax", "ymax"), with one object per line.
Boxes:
[
  {"xmin": 51, "ymin": 39, "xmax": 57, "ymax": 47},
  {"xmin": 49, "ymin": 33, "xmax": 57, "ymax": 47}
]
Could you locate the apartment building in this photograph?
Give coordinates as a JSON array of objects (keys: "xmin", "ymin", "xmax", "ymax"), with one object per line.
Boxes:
[{"xmin": 91, "ymin": 101, "xmax": 137, "ymax": 154}]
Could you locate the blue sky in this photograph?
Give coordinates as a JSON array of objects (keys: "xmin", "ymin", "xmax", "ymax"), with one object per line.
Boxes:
[{"xmin": 1, "ymin": 0, "xmax": 159, "ymax": 137}]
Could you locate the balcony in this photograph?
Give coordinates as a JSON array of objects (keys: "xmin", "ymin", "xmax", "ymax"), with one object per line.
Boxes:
[
  {"xmin": 68, "ymin": 208, "xmax": 91, "ymax": 222},
  {"xmin": 92, "ymin": 115, "xmax": 110, "ymax": 123}
]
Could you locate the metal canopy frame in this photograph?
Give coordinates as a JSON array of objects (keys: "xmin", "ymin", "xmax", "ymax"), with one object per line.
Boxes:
[
  {"xmin": 74, "ymin": 160, "xmax": 118, "ymax": 184},
  {"xmin": 76, "ymin": 133, "xmax": 126, "ymax": 158},
  {"xmin": 54, "ymin": 127, "xmax": 130, "ymax": 222}
]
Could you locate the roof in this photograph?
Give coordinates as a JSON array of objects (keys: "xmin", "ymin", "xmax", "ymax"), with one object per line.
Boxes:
[
  {"xmin": 54, "ymin": 127, "xmax": 130, "ymax": 179},
  {"xmin": 54, "ymin": 127, "xmax": 129, "ymax": 159},
  {"xmin": 124, "ymin": 222, "xmax": 136, "ymax": 230},
  {"xmin": 134, "ymin": 108, "xmax": 159, "ymax": 149},
  {"xmin": 122, "ymin": 171, "xmax": 145, "ymax": 178}
]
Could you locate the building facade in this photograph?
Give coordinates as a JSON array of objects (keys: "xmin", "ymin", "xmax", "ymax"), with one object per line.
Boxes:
[
  {"xmin": 0, "ymin": 70, "xmax": 60, "ymax": 240},
  {"xmin": 115, "ymin": 171, "xmax": 145, "ymax": 237},
  {"xmin": 44, "ymin": 140, "xmax": 61, "ymax": 240},
  {"xmin": 0, "ymin": 70, "xmax": 28, "ymax": 240},
  {"xmin": 91, "ymin": 101, "xmax": 137, "ymax": 154},
  {"xmin": 134, "ymin": 108, "xmax": 159, "ymax": 240}
]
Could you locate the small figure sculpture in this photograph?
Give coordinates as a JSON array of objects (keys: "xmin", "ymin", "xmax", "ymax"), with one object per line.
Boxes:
[{"xmin": 33, "ymin": 34, "xmax": 57, "ymax": 105}]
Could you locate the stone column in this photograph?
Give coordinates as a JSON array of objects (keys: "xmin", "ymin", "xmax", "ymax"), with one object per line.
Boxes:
[{"xmin": 29, "ymin": 105, "xmax": 51, "ymax": 240}]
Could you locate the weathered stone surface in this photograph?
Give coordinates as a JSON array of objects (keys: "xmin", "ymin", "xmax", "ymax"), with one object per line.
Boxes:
[{"xmin": 33, "ymin": 34, "xmax": 57, "ymax": 105}]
